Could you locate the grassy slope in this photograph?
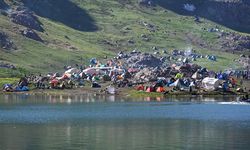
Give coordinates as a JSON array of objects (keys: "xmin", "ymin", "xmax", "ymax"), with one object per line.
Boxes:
[{"xmin": 0, "ymin": 0, "xmax": 247, "ymax": 77}]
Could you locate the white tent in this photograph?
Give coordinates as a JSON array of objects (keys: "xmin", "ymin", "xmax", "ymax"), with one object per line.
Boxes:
[
  {"xmin": 82, "ymin": 68, "xmax": 99, "ymax": 75},
  {"xmin": 202, "ymin": 77, "xmax": 221, "ymax": 91},
  {"xmin": 192, "ymin": 71, "xmax": 202, "ymax": 79},
  {"xmin": 169, "ymin": 79, "xmax": 181, "ymax": 87}
]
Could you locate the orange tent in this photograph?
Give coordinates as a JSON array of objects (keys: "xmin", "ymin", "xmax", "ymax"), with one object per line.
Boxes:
[{"xmin": 156, "ymin": 87, "xmax": 165, "ymax": 93}]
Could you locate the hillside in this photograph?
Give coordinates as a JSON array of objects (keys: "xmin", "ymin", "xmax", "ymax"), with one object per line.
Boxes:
[{"xmin": 0, "ymin": 0, "xmax": 250, "ymax": 77}]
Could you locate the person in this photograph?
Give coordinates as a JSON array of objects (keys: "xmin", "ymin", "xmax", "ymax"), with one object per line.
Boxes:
[
  {"xmin": 241, "ymin": 94, "xmax": 249, "ymax": 102},
  {"xmin": 18, "ymin": 76, "xmax": 28, "ymax": 88},
  {"xmin": 3, "ymin": 84, "xmax": 13, "ymax": 92},
  {"xmin": 222, "ymin": 81, "xmax": 229, "ymax": 92},
  {"xmin": 240, "ymin": 79, "xmax": 243, "ymax": 86}
]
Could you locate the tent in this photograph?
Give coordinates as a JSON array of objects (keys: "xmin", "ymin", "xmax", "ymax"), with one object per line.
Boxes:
[
  {"xmin": 192, "ymin": 71, "xmax": 202, "ymax": 79},
  {"xmin": 146, "ymin": 87, "xmax": 154, "ymax": 92},
  {"xmin": 156, "ymin": 87, "xmax": 165, "ymax": 93},
  {"xmin": 169, "ymin": 79, "xmax": 182, "ymax": 87},
  {"xmin": 202, "ymin": 77, "xmax": 221, "ymax": 91},
  {"xmin": 175, "ymin": 73, "xmax": 183, "ymax": 79},
  {"xmin": 50, "ymin": 79, "xmax": 59, "ymax": 88},
  {"xmin": 169, "ymin": 79, "xmax": 188, "ymax": 90},
  {"xmin": 136, "ymin": 85, "xmax": 145, "ymax": 91}
]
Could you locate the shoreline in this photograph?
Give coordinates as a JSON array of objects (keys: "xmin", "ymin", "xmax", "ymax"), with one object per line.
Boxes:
[{"xmin": 0, "ymin": 86, "xmax": 248, "ymax": 99}]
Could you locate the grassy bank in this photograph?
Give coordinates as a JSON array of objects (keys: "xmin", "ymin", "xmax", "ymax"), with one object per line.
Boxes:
[{"xmin": 0, "ymin": 78, "xmax": 19, "ymax": 88}]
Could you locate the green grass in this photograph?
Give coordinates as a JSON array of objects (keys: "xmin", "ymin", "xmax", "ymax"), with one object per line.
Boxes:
[
  {"xmin": 0, "ymin": 68, "xmax": 28, "ymax": 78},
  {"xmin": 0, "ymin": 78, "xmax": 19, "ymax": 88},
  {"xmin": 0, "ymin": 0, "xmax": 248, "ymax": 77}
]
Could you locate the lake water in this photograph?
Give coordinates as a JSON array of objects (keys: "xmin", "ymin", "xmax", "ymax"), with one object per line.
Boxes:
[{"xmin": 0, "ymin": 94, "xmax": 250, "ymax": 150}]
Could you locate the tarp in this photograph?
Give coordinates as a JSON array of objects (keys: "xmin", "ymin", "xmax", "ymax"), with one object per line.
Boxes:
[
  {"xmin": 15, "ymin": 86, "xmax": 29, "ymax": 92},
  {"xmin": 82, "ymin": 68, "xmax": 99, "ymax": 75},
  {"xmin": 202, "ymin": 77, "xmax": 221, "ymax": 91},
  {"xmin": 65, "ymin": 68, "xmax": 80, "ymax": 74},
  {"xmin": 107, "ymin": 86, "xmax": 116, "ymax": 94},
  {"xmin": 111, "ymin": 68, "xmax": 125, "ymax": 73},
  {"xmin": 83, "ymin": 67, "xmax": 112, "ymax": 75}
]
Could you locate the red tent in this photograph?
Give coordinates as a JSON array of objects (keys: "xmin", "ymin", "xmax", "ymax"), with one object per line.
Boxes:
[{"xmin": 136, "ymin": 85, "xmax": 145, "ymax": 91}]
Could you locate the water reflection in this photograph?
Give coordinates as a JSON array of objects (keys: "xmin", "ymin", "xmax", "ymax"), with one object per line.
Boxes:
[
  {"xmin": 0, "ymin": 119, "xmax": 250, "ymax": 150},
  {"xmin": 0, "ymin": 94, "xmax": 250, "ymax": 150},
  {"xmin": 0, "ymin": 93, "xmax": 238, "ymax": 105}
]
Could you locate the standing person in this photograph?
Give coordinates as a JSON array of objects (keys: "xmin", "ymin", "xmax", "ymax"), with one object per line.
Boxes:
[
  {"xmin": 241, "ymin": 94, "xmax": 249, "ymax": 102},
  {"xmin": 80, "ymin": 65, "xmax": 83, "ymax": 72},
  {"xmin": 247, "ymin": 67, "xmax": 250, "ymax": 80},
  {"xmin": 240, "ymin": 79, "xmax": 243, "ymax": 87}
]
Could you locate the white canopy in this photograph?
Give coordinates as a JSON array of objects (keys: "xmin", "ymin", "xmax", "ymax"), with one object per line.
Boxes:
[
  {"xmin": 65, "ymin": 68, "xmax": 80, "ymax": 74},
  {"xmin": 82, "ymin": 67, "xmax": 112, "ymax": 75}
]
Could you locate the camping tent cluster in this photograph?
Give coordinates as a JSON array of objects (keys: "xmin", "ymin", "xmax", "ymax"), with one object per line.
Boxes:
[{"xmin": 2, "ymin": 50, "xmax": 249, "ymax": 94}]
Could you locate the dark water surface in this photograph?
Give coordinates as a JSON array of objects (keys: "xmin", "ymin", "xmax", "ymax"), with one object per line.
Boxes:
[{"xmin": 0, "ymin": 94, "xmax": 250, "ymax": 150}]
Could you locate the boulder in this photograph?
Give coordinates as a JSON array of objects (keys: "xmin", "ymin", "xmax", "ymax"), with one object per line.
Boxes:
[
  {"xmin": 21, "ymin": 28, "xmax": 43, "ymax": 42},
  {"xmin": 0, "ymin": 62, "xmax": 16, "ymax": 69},
  {"xmin": 0, "ymin": 31, "xmax": 16, "ymax": 50},
  {"xmin": 127, "ymin": 53, "xmax": 162, "ymax": 68},
  {"xmin": 220, "ymin": 32, "xmax": 250, "ymax": 51},
  {"xmin": 10, "ymin": 7, "xmax": 44, "ymax": 32},
  {"xmin": 138, "ymin": 0, "xmax": 153, "ymax": 6}
]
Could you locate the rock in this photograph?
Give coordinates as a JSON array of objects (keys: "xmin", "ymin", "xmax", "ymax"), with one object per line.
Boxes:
[
  {"xmin": 0, "ymin": 10, "xmax": 8, "ymax": 16},
  {"xmin": 10, "ymin": 7, "xmax": 44, "ymax": 32},
  {"xmin": 134, "ymin": 68, "xmax": 157, "ymax": 82},
  {"xmin": 0, "ymin": 0, "xmax": 8, "ymax": 9},
  {"xmin": 138, "ymin": 0, "xmax": 154, "ymax": 6},
  {"xmin": 0, "ymin": 31, "xmax": 16, "ymax": 50},
  {"xmin": 239, "ymin": 58, "xmax": 250, "ymax": 69},
  {"xmin": 127, "ymin": 53, "xmax": 162, "ymax": 68},
  {"xmin": 21, "ymin": 28, "xmax": 43, "ymax": 42},
  {"xmin": 141, "ymin": 34, "xmax": 147, "ymax": 38},
  {"xmin": 152, "ymin": 46, "xmax": 158, "ymax": 50},
  {"xmin": 154, "ymin": 51, "xmax": 159, "ymax": 55},
  {"xmin": 240, "ymin": 54, "xmax": 245, "ymax": 58},
  {"xmin": 219, "ymin": 32, "xmax": 250, "ymax": 51},
  {"xmin": 128, "ymin": 40, "xmax": 135, "ymax": 44},
  {"xmin": 0, "ymin": 62, "xmax": 16, "ymax": 69}
]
